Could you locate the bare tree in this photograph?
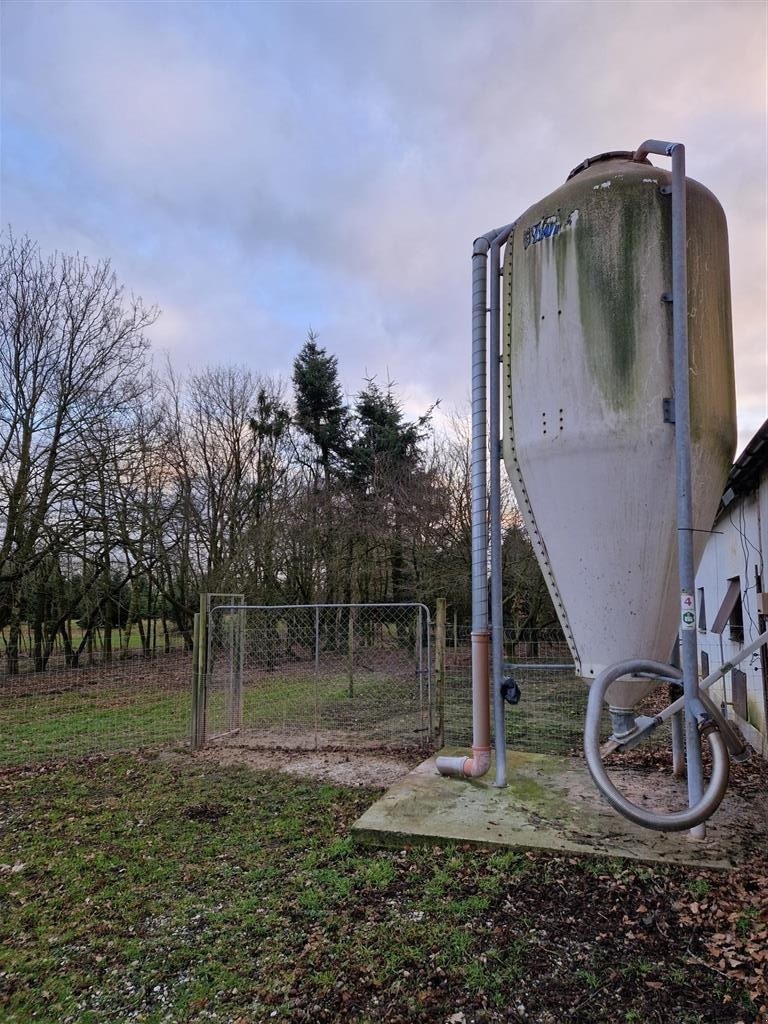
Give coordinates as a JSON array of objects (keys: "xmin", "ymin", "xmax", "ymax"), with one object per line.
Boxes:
[{"xmin": 0, "ymin": 233, "xmax": 156, "ymax": 673}]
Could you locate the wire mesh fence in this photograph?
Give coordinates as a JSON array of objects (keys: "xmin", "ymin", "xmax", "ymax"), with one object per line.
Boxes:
[
  {"xmin": 201, "ymin": 603, "xmax": 434, "ymax": 752},
  {"xmin": 0, "ymin": 629, "xmax": 192, "ymax": 766},
  {"xmin": 6, "ymin": 596, "xmax": 753, "ymax": 770},
  {"xmin": 442, "ymin": 627, "xmax": 586, "ymax": 756}
]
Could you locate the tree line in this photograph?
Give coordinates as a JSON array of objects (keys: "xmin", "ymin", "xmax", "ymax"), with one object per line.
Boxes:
[{"xmin": 0, "ymin": 233, "xmax": 558, "ymax": 675}]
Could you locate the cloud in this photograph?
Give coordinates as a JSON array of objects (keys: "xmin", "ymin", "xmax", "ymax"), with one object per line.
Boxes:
[{"xmin": 1, "ymin": 0, "xmax": 766, "ymax": 446}]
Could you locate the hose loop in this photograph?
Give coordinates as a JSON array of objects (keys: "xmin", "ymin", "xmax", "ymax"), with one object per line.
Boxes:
[{"xmin": 584, "ymin": 659, "xmax": 730, "ymax": 832}]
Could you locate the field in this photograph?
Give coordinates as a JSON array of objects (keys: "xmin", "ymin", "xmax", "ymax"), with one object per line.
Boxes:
[
  {"xmin": 2, "ymin": 642, "xmax": 766, "ymax": 1023},
  {"xmin": 0, "ymin": 642, "xmax": 586, "ymax": 766},
  {"xmin": 1, "ymin": 752, "xmax": 767, "ymax": 1024}
]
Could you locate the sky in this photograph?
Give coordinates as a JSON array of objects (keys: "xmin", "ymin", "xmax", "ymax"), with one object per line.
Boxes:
[{"xmin": 1, "ymin": 0, "xmax": 766, "ymax": 449}]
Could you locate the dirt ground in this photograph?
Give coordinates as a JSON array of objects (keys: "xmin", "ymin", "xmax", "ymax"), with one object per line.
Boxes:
[{"xmin": 195, "ymin": 744, "xmax": 421, "ymax": 788}]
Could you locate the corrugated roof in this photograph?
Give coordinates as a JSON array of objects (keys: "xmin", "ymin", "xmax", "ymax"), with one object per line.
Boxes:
[{"xmin": 719, "ymin": 418, "xmax": 768, "ymax": 515}]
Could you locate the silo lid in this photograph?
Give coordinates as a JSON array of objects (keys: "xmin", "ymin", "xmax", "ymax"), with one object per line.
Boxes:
[{"xmin": 567, "ymin": 150, "xmax": 651, "ymax": 181}]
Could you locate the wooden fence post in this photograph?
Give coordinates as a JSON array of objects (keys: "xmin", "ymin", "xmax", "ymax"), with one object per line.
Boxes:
[
  {"xmin": 435, "ymin": 597, "xmax": 447, "ymax": 748},
  {"xmin": 191, "ymin": 594, "xmax": 208, "ymax": 750}
]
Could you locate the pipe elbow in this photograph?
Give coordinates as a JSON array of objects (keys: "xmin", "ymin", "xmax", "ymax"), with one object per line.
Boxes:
[
  {"xmin": 464, "ymin": 745, "xmax": 491, "ymax": 777},
  {"xmin": 633, "ymin": 138, "xmax": 683, "ymax": 161},
  {"xmin": 436, "ymin": 746, "xmax": 491, "ymax": 779}
]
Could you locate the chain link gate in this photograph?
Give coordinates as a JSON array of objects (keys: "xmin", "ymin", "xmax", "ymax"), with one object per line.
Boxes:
[{"xmin": 195, "ymin": 602, "xmax": 435, "ymax": 752}]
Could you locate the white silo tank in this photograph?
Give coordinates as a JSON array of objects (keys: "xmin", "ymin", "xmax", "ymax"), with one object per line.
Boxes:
[{"xmin": 502, "ymin": 152, "xmax": 736, "ymax": 711}]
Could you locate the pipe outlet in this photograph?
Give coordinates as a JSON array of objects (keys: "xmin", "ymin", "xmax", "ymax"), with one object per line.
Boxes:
[{"xmin": 436, "ymin": 746, "xmax": 491, "ymax": 779}]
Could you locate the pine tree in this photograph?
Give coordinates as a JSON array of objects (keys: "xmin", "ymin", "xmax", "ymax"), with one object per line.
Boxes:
[{"xmin": 291, "ymin": 330, "xmax": 349, "ymax": 489}]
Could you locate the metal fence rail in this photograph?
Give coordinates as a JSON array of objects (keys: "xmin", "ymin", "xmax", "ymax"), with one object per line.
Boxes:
[{"xmin": 200, "ymin": 603, "xmax": 434, "ymax": 753}]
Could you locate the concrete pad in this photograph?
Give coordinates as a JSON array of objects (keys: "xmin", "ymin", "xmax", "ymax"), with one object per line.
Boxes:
[{"xmin": 352, "ymin": 749, "xmax": 767, "ymax": 868}]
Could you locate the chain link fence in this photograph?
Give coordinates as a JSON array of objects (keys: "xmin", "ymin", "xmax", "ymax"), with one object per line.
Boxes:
[
  {"xmin": 12, "ymin": 596, "xmax": 745, "ymax": 768},
  {"xmin": 0, "ymin": 629, "xmax": 192, "ymax": 766},
  {"xmin": 442, "ymin": 626, "xmax": 585, "ymax": 756},
  {"xmin": 198, "ymin": 603, "xmax": 434, "ymax": 752}
]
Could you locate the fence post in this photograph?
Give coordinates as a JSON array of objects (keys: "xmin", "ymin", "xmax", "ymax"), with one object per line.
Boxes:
[
  {"xmin": 347, "ymin": 606, "xmax": 355, "ymax": 698},
  {"xmin": 195, "ymin": 594, "xmax": 208, "ymax": 749},
  {"xmin": 314, "ymin": 606, "xmax": 320, "ymax": 750},
  {"xmin": 236, "ymin": 605, "xmax": 245, "ymax": 732},
  {"xmin": 435, "ymin": 598, "xmax": 446, "ymax": 748},
  {"xmin": 191, "ymin": 612, "xmax": 200, "ymax": 749},
  {"xmin": 191, "ymin": 610, "xmax": 207, "ymax": 750}
]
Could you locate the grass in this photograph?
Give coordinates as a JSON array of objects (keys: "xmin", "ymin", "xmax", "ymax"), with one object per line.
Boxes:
[
  {"xmin": 0, "ymin": 663, "xmax": 430, "ymax": 767},
  {"xmin": 0, "ymin": 688, "xmax": 192, "ymax": 766},
  {"xmin": 0, "ymin": 753, "xmax": 761, "ymax": 1024},
  {"xmin": 2, "ymin": 638, "xmax": 589, "ymax": 770}
]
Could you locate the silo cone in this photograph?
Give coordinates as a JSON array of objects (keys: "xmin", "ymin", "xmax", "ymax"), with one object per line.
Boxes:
[{"xmin": 502, "ymin": 152, "xmax": 736, "ymax": 712}]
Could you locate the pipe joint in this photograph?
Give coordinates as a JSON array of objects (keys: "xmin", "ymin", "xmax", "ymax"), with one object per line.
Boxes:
[
  {"xmin": 436, "ymin": 747, "xmax": 491, "ymax": 780},
  {"xmin": 697, "ymin": 718, "xmax": 717, "ymax": 739}
]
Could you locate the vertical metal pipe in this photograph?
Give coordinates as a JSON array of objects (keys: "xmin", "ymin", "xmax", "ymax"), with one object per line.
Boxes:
[
  {"xmin": 670, "ymin": 143, "xmax": 706, "ymax": 838},
  {"xmin": 237, "ymin": 605, "xmax": 245, "ymax": 733},
  {"xmin": 634, "ymin": 139, "xmax": 706, "ymax": 837},
  {"xmin": 467, "ymin": 236, "xmax": 492, "ymax": 776},
  {"xmin": 199, "ymin": 592, "xmax": 208, "ymax": 748},
  {"xmin": 417, "ymin": 605, "xmax": 424, "ymax": 734},
  {"xmin": 314, "ymin": 606, "xmax": 320, "ymax": 751},
  {"xmin": 470, "ymin": 240, "xmax": 491, "ymax": 639},
  {"xmin": 191, "ymin": 611, "xmax": 201, "ymax": 749},
  {"xmin": 227, "ymin": 612, "xmax": 235, "ymax": 733},
  {"xmin": 490, "ymin": 227, "xmax": 514, "ymax": 787},
  {"xmin": 435, "ymin": 598, "xmax": 446, "ymax": 747},
  {"xmin": 425, "ymin": 608, "xmax": 433, "ymax": 739},
  {"xmin": 438, "ymin": 224, "xmax": 513, "ymax": 779},
  {"xmin": 671, "ymin": 709, "xmax": 686, "ymax": 777}
]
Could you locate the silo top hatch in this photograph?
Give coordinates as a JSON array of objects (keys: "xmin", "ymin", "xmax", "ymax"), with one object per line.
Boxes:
[{"xmin": 566, "ymin": 151, "xmax": 652, "ymax": 181}]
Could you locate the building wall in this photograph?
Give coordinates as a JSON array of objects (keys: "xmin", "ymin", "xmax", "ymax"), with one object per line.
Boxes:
[{"xmin": 695, "ymin": 478, "xmax": 768, "ymax": 755}]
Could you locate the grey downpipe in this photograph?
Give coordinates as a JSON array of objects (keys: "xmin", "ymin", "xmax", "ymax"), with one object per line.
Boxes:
[
  {"xmin": 634, "ymin": 139, "xmax": 706, "ymax": 836},
  {"xmin": 584, "ymin": 660, "xmax": 730, "ymax": 832},
  {"xmin": 437, "ymin": 224, "xmax": 513, "ymax": 780},
  {"xmin": 490, "ymin": 225, "xmax": 514, "ymax": 788}
]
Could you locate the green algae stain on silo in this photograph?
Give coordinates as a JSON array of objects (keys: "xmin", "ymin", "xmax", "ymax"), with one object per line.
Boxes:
[
  {"xmin": 555, "ymin": 224, "xmax": 570, "ymax": 306},
  {"xmin": 685, "ymin": 184, "xmax": 736, "ymax": 460},
  {"xmin": 571, "ymin": 179, "xmax": 667, "ymax": 411}
]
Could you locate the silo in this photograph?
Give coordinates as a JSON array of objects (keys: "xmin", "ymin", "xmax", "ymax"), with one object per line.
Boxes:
[{"xmin": 502, "ymin": 151, "xmax": 736, "ymax": 712}]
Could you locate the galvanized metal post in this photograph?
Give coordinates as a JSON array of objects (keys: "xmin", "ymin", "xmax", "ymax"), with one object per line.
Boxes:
[
  {"xmin": 435, "ymin": 598, "xmax": 447, "ymax": 747},
  {"xmin": 236, "ymin": 604, "xmax": 245, "ymax": 733},
  {"xmin": 314, "ymin": 605, "xmax": 320, "ymax": 751},
  {"xmin": 490, "ymin": 226, "xmax": 514, "ymax": 787},
  {"xmin": 347, "ymin": 606, "xmax": 355, "ymax": 698},
  {"xmin": 227, "ymin": 612, "xmax": 235, "ymax": 734},
  {"xmin": 437, "ymin": 223, "xmax": 512, "ymax": 779},
  {"xmin": 191, "ymin": 611, "xmax": 201, "ymax": 749},
  {"xmin": 417, "ymin": 605, "xmax": 424, "ymax": 734},
  {"xmin": 634, "ymin": 139, "xmax": 705, "ymax": 837}
]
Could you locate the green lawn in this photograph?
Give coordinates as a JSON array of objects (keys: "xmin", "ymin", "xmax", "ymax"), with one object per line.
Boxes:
[
  {"xmin": 1, "ymin": 667, "xmax": 430, "ymax": 767},
  {"xmin": 0, "ymin": 688, "xmax": 192, "ymax": 765},
  {"xmin": 1, "ymin": 754, "xmax": 764, "ymax": 1023}
]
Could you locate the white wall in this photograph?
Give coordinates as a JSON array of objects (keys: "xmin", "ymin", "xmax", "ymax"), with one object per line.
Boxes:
[{"xmin": 695, "ymin": 478, "xmax": 768, "ymax": 754}]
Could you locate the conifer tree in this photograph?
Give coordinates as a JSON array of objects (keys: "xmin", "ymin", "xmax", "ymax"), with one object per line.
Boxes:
[{"xmin": 291, "ymin": 330, "xmax": 349, "ymax": 489}]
